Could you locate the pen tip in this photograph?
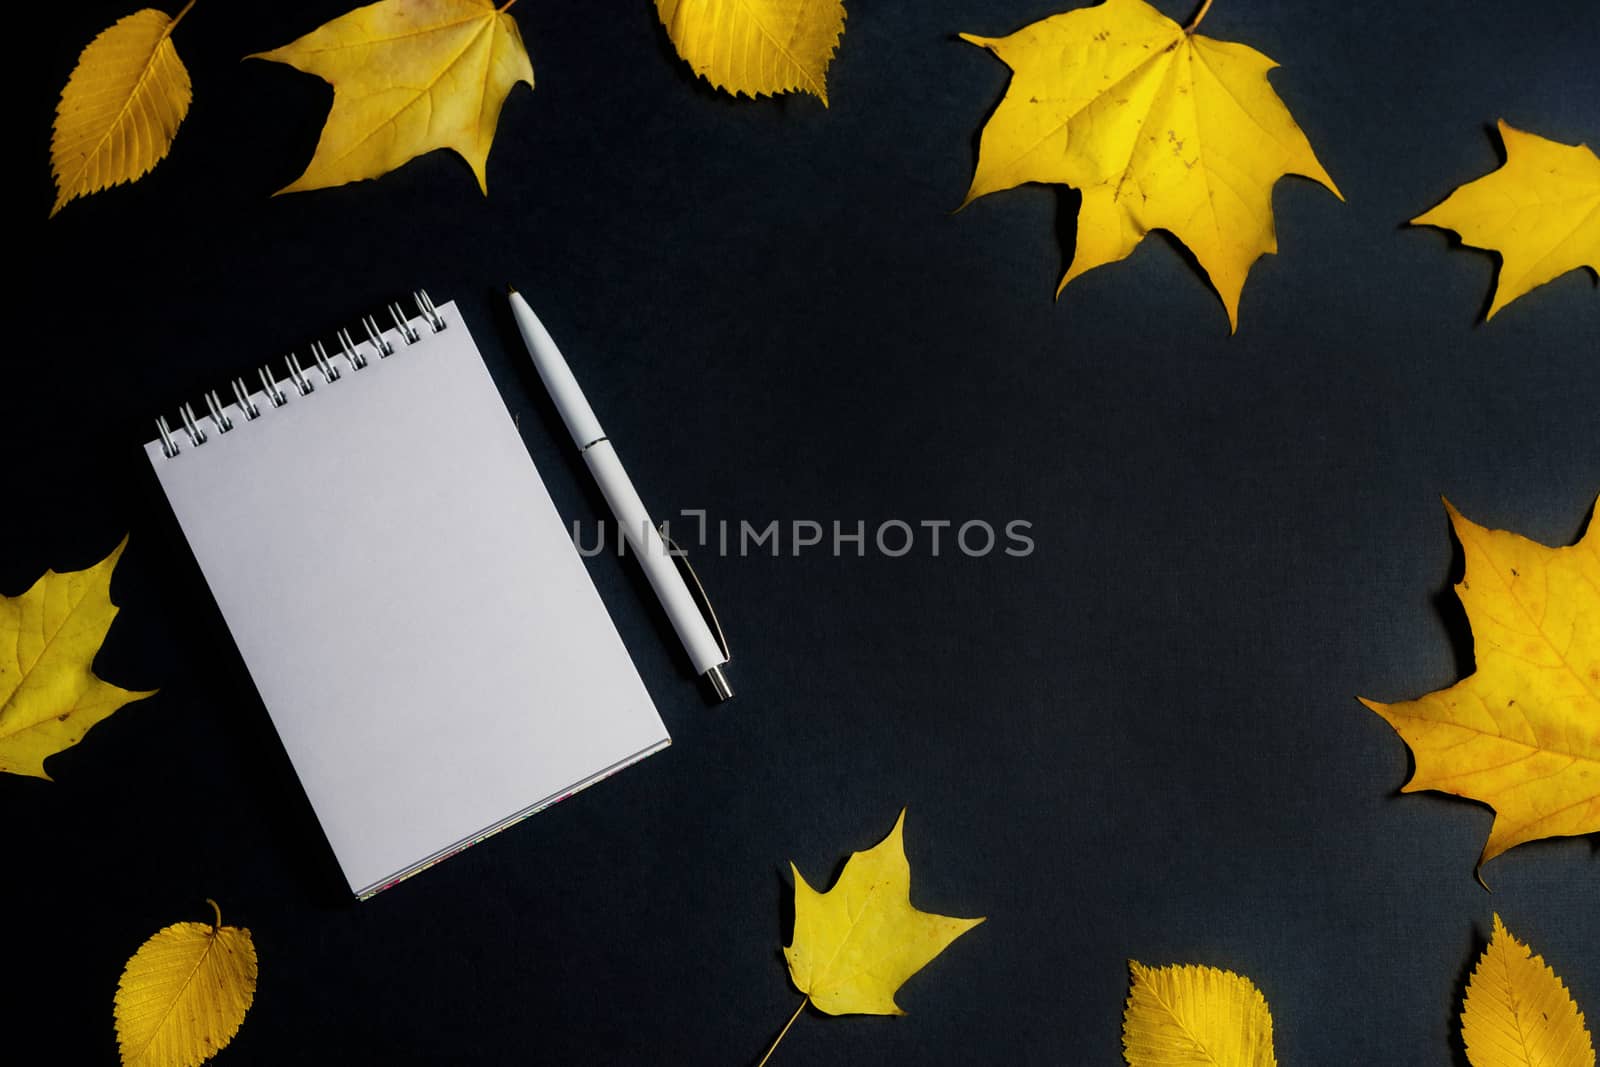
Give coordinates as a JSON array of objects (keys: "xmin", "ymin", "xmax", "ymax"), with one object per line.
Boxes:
[{"xmin": 506, "ymin": 283, "xmax": 518, "ymax": 296}]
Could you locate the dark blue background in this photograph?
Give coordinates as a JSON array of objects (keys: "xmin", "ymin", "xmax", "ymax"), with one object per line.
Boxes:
[{"xmin": 12, "ymin": 0, "xmax": 1598, "ymax": 1063}]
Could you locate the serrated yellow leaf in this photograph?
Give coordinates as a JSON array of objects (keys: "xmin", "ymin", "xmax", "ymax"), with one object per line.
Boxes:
[
  {"xmin": 1413, "ymin": 121, "xmax": 1600, "ymax": 320},
  {"xmin": 961, "ymin": 0, "xmax": 1340, "ymax": 331},
  {"xmin": 783, "ymin": 810, "xmax": 983, "ymax": 1016},
  {"xmin": 1462, "ymin": 914, "xmax": 1594, "ymax": 1067},
  {"xmin": 0, "ymin": 538, "xmax": 156, "ymax": 780},
  {"xmin": 115, "ymin": 901, "xmax": 258, "ymax": 1067},
  {"xmin": 249, "ymin": 0, "xmax": 534, "ymax": 194},
  {"xmin": 656, "ymin": 0, "xmax": 846, "ymax": 103},
  {"xmin": 51, "ymin": 5, "xmax": 193, "ymax": 217},
  {"xmin": 1122, "ymin": 962, "xmax": 1277, "ymax": 1067},
  {"xmin": 1360, "ymin": 496, "xmax": 1600, "ymax": 873}
]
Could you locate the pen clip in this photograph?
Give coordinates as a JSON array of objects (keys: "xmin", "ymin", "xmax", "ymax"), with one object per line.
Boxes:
[{"xmin": 658, "ymin": 525, "xmax": 730, "ymax": 663}]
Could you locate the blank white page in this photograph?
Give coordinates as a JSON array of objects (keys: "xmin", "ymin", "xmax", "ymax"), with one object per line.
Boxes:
[{"xmin": 145, "ymin": 300, "xmax": 668, "ymax": 898}]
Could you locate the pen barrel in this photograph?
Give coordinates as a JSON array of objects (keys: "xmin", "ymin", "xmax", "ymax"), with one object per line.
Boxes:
[
  {"xmin": 509, "ymin": 294, "xmax": 605, "ymax": 448},
  {"xmin": 583, "ymin": 440, "xmax": 728, "ymax": 675}
]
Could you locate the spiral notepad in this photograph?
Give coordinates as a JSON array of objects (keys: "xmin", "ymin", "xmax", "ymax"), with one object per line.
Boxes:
[{"xmin": 145, "ymin": 292, "xmax": 670, "ymax": 899}]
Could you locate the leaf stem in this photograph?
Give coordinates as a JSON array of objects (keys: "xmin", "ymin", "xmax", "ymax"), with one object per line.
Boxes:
[
  {"xmin": 756, "ymin": 997, "xmax": 809, "ymax": 1067},
  {"xmin": 169, "ymin": 0, "xmax": 198, "ymax": 32},
  {"xmin": 205, "ymin": 898, "xmax": 222, "ymax": 931},
  {"xmin": 498, "ymin": 0, "xmax": 517, "ymax": 10},
  {"xmin": 1183, "ymin": 0, "xmax": 1213, "ymax": 32}
]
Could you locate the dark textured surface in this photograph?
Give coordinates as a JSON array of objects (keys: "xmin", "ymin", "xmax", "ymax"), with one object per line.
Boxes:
[{"xmin": 11, "ymin": 0, "xmax": 1599, "ymax": 1063}]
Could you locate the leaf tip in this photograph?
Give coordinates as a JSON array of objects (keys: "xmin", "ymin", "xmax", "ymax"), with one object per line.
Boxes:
[
  {"xmin": 889, "ymin": 809, "xmax": 913, "ymax": 850},
  {"xmin": 788, "ymin": 859, "xmax": 814, "ymax": 896},
  {"xmin": 1482, "ymin": 289, "xmax": 1514, "ymax": 321},
  {"xmin": 1216, "ymin": 292, "xmax": 1243, "ymax": 333},
  {"xmin": 466, "ymin": 154, "xmax": 491, "ymax": 196},
  {"xmin": 1473, "ymin": 838, "xmax": 1509, "ymax": 887},
  {"xmin": 1441, "ymin": 497, "xmax": 1488, "ymax": 548}
]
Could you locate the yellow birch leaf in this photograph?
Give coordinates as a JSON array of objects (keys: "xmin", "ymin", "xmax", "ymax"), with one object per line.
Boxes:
[
  {"xmin": 1122, "ymin": 962, "xmax": 1277, "ymax": 1067},
  {"xmin": 115, "ymin": 901, "xmax": 258, "ymax": 1067},
  {"xmin": 783, "ymin": 810, "xmax": 983, "ymax": 1015},
  {"xmin": 248, "ymin": 0, "xmax": 534, "ymax": 194},
  {"xmin": 1360, "ymin": 496, "xmax": 1600, "ymax": 874},
  {"xmin": 0, "ymin": 538, "xmax": 156, "ymax": 780},
  {"xmin": 960, "ymin": 0, "xmax": 1340, "ymax": 331},
  {"xmin": 1461, "ymin": 914, "xmax": 1594, "ymax": 1067},
  {"xmin": 1412, "ymin": 121, "xmax": 1600, "ymax": 320},
  {"xmin": 655, "ymin": 0, "xmax": 846, "ymax": 103},
  {"xmin": 50, "ymin": 4, "xmax": 195, "ymax": 217}
]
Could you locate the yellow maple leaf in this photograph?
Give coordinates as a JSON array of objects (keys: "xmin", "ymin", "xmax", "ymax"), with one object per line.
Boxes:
[
  {"xmin": 784, "ymin": 810, "xmax": 984, "ymax": 1014},
  {"xmin": 759, "ymin": 811, "xmax": 982, "ymax": 1063},
  {"xmin": 1, "ymin": 538, "xmax": 156, "ymax": 780},
  {"xmin": 961, "ymin": 0, "xmax": 1340, "ymax": 331},
  {"xmin": 249, "ymin": 0, "xmax": 534, "ymax": 195},
  {"xmin": 51, "ymin": 2, "xmax": 195, "ymax": 217},
  {"xmin": 1412, "ymin": 121, "xmax": 1600, "ymax": 320},
  {"xmin": 115, "ymin": 900, "xmax": 258, "ymax": 1067},
  {"xmin": 1360, "ymin": 496, "xmax": 1600, "ymax": 874},
  {"xmin": 1461, "ymin": 914, "xmax": 1594, "ymax": 1067},
  {"xmin": 1122, "ymin": 962, "xmax": 1277, "ymax": 1067},
  {"xmin": 655, "ymin": 0, "xmax": 846, "ymax": 103}
]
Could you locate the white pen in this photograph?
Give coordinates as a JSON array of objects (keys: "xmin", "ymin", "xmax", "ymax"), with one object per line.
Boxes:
[{"xmin": 508, "ymin": 287, "xmax": 733, "ymax": 701}]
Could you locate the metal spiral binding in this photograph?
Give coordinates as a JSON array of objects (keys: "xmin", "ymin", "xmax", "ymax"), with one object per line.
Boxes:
[
  {"xmin": 258, "ymin": 366, "xmax": 287, "ymax": 408},
  {"xmin": 336, "ymin": 328, "xmax": 368, "ymax": 370},
  {"xmin": 389, "ymin": 302, "xmax": 420, "ymax": 345},
  {"xmin": 231, "ymin": 378, "xmax": 260, "ymax": 419},
  {"xmin": 284, "ymin": 352, "xmax": 315, "ymax": 396},
  {"xmin": 178, "ymin": 403, "xmax": 206, "ymax": 446},
  {"xmin": 309, "ymin": 341, "xmax": 340, "ymax": 383},
  {"xmin": 203, "ymin": 391, "xmax": 233, "ymax": 433},
  {"xmin": 153, "ymin": 290, "xmax": 443, "ymax": 459},
  {"xmin": 416, "ymin": 290, "xmax": 446, "ymax": 333}
]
